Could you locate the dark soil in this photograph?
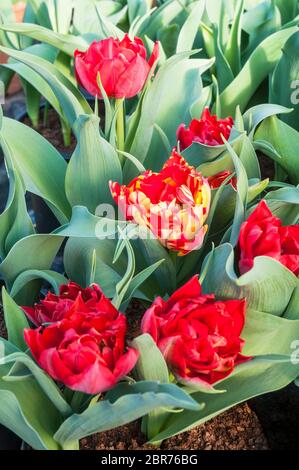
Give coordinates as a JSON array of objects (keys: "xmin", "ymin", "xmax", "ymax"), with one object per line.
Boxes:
[
  {"xmin": 23, "ymin": 108, "xmax": 77, "ymax": 155},
  {"xmin": 0, "ymin": 304, "xmax": 7, "ymax": 340},
  {"xmin": 80, "ymin": 404, "xmax": 268, "ymax": 450},
  {"xmin": 258, "ymin": 153, "xmax": 275, "ymax": 181},
  {"xmin": 126, "ymin": 299, "xmax": 145, "ymax": 340},
  {"xmin": 250, "ymin": 384, "xmax": 299, "ymax": 450}
]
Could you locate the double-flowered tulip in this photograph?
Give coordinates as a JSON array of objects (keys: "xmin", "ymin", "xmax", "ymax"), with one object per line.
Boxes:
[
  {"xmin": 238, "ymin": 200, "xmax": 299, "ymax": 276},
  {"xmin": 177, "ymin": 108, "xmax": 234, "ymax": 151},
  {"xmin": 142, "ymin": 276, "xmax": 250, "ymax": 387},
  {"xmin": 110, "ymin": 151, "xmax": 211, "ymax": 256},
  {"xmin": 23, "ymin": 283, "xmax": 138, "ymax": 394},
  {"xmin": 74, "ymin": 34, "xmax": 159, "ymax": 99}
]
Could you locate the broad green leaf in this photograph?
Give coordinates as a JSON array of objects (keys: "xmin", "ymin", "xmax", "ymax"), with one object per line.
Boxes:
[
  {"xmin": 0, "ymin": 234, "xmax": 63, "ymax": 291},
  {"xmin": 21, "ymin": 79, "xmax": 41, "ymax": 128},
  {"xmin": 47, "ymin": 0, "xmax": 73, "ymax": 34},
  {"xmin": 138, "ymin": 0, "xmax": 187, "ymax": 38},
  {"xmin": 157, "ymin": 24, "xmax": 180, "ymax": 58},
  {"xmin": 132, "ymin": 334, "xmax": 169, "ymax": 384},
  {"xmin": 54, "ymin": 381, "xmax": 202, "ymax": 446},
  {"xmin": 224, "ymin": 140, "xmax": 248, "ymax": 246},
  {"xmin": 243, "ymin": 103, "xmax": 292, "ymax": 137},
  {"xmin": 0, "ymin": 341, "xmax": 62, "ymax": 450},
  {"xmin": 0, "ymin": 389, "xmax": 59, "ymax": 450},
  {"xmin": 270, "ymin": 30, "xmax": 299, "ymax": 131},
  {"xmin": 126, "ymin": 0, "xmax": 148, "ymax": 26},
  {"xmin": 190, "ymin": 84, "xmax": 213, "ymax": 119},
  {"xmin": 135, "ymin": 229, "xmax": 177, "ymax": 296},
  {"xmin": 201, "ymin": 243, "xmax": 298, "ymax": 315},
  {"xmin": 1, "ymin": 43, "xmax": 67, "ymax": 126},
  {"xmin": 133, "ymin": 333, "xmax": 176, "ymax": 439},
  {"xmin": 112, "ymin": 233, "xmax": 136, "ymax": 309},
  {"xmin": 0, "ymin": 133, "xmax": 35, "ymax": 259},
  {"xmin": 242, "ymin": 0, "xmax": 282, "ymax": 58},
  {"xmin": 243, "ymin": 309, "xmax": 299, "ymax": 355},
  {"xmin": 182, "ymin": 128, "xmax": 243, "ymax": 169},
  {"xmin": 1, "ymin": 116, "xmax": 71, "ymax": 222},
  {"xmin": 284, "ymin": 285, "xmax": 299, "ymax": 320},
  {"xmin": 65, "ymin": 114, "xmax": 122, "ymax": 213},
  {"xmin": 238, "ymin": 135, "xmax": 261, "ymax": 179},
  {"xmin": 176, "ymin": 1, "xmax": 205, "ymax": 53},
  {"xmin": 0, "ymin": 45, "xmax": 92, "ymax": 129},
  {"xmin": 224, "ymin": 0, "xmax": 244, "ymax": 75},
  {"xmin": 212, "ymin": 23, "xmax": 234, "ymax": 93},
  {"xmin": 254, "ymin": 116, "xmax": 299, "ymax": 184},
  {"xmin": 219, "ymin": 26, "xmax": 298, "ymax": 116},
  {"xmin": 26, "ymin": 0, "xmax": 52, "ymax": 28},
  {"xmin": 63, "ymin": 237, "xmax": 122, "ymax": 298},
  {"xmin": 265, "ymin": 185, "xmax": 299, "ymax": 225},
  {"xmin": 2, "ymin": 352, "xmax": 72, "ymax": 418},
  {"xmin": 94, "ymin": 3, "xmax": 124, "ymax": 39},
  {"xmin": 208, "ymin": 178, "xmax": 268, "ymax": 236},
  {"xmin": 2, "ymin": 288, "xmax": 29, "ymax": 351},
  {"xmin": 274, "ymin": 0, "xmax": 298, "ymax": 24},
  {"xmin": 10, "ymin": 270, "xmax": 67, "ymax": 299},
  {"xmin": 121, "ymin": 259, "xmax": 165, "ymax": 306},
  {"xmin": 149, "ymin": 355, "xmax": 299, "ymax": 443},
  {"xmin": 0, "ymin": 22, "xmax": 88, "ymax": 55}
]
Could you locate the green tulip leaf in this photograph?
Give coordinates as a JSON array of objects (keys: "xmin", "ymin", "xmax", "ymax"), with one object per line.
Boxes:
[
  {"xmin": 54, "ymin": 381, "xmax": 203, "ymax": 447},
  {"xmin": 201, "ymin": 243, "xmax": 298, "ymax": 315}
]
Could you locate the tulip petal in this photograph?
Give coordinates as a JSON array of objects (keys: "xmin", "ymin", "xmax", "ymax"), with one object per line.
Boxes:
[{"xmin": 114, "ymin": 54, "xmax": 150, "ymax": 98}]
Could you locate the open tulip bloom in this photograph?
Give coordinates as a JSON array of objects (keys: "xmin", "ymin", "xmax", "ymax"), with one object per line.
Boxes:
[
  {"xmin": 238, "ymin": 200, "xmax": 299, "ymax": 276},
  {"xmin": 74, "ymin": 35, "xmax": 159, "ymax": 100},
  {"xmin": 110, "ymin": 150, "xmax": 211, "ymax": 256},
  {"xmin": 177, "ymin": 108, "xmax": 234, "ymax": 150},
  {"xmin": 142, "ymin": 276, "xmax": 251, "ymax": 389},
  {"xmin": 23, "ymin": 282, "xmax": 139, "ymax": 395}
]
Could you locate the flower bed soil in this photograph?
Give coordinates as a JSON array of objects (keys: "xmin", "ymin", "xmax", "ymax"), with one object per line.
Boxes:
[
  {"xmin": 80, "ymin": 404, "xmax": 268, "ymax": 450},
  {"xmin": 258, "ymin": 153, "xmax": 275, "ymax": 181},
  {"xmin": 23, "ymin": 109, "xmax": 77, "ymax": 155}
]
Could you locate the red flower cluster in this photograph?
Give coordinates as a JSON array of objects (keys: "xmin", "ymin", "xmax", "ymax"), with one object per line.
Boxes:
[
  {"xmin": 238, "ymin": 201, "xmax": 299, "ymax": 275},
  {"xmin": 177, "ymin": 108, "xmax": 234, "ymax": 151},
  {"xmin": 110, "ymin": 150, "xmax": 211, "ymax": 256},
  {"xmin": 74, "ymin": 35, "xmax": 159, "ymax": 99},
  {"xmin": 23, "ymin": 283, "xmax": 138, "ymax": 394},
  {"xmin": 142, "ymin": 276, "xmax": 250, "ymax": 386}
]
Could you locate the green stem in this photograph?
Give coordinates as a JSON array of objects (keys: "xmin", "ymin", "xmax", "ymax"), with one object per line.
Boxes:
[
  {"xmin": 60, "ymin": 118, "xmax": 72, "ymax": 148},
  {"xmin": 62, "ymin": 440, "xmax": 80, "ymax": 450},
  {"xmin": 115, "ymin": 98, "xmax": 125, "ymax": 160},
  {"xmin": 145, "ymin": 409, "xmax": 168, "ymax": 443}
]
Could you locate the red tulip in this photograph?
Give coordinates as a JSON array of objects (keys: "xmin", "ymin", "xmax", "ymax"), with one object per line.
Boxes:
[
  {"xmin": 177, "ymin": 108, "xmax": 234, "ymax": 151},
  {"xmin": 74, "ymin": 34, "xmax": 159, "ymax": 98},
  {"xmin": 141, "ymin": 276, "xmax": 250, "ymax": 387},
  {"xmin": 23, "ymin": 282, "xmax": 111, "ymax": 326},
  {"xmin": 208, "ymin": 170, "xmax": 237, "ymax": 190},
  {"xmin": 238, "ymin": 200, "xmax": 299, "ymax": 275},
  {"xmin": 24, "ymin": 285, "xmax": 138, "ymax": 394},
  {"xmin": 110, "ymin": 150, "xmax": 211, "ymax": 256}
]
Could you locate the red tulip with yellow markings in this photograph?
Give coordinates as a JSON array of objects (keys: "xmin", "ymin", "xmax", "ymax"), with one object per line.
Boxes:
[{"xmin": 110, "ymin": 150, "xmax": 211, "ymax": 256}]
